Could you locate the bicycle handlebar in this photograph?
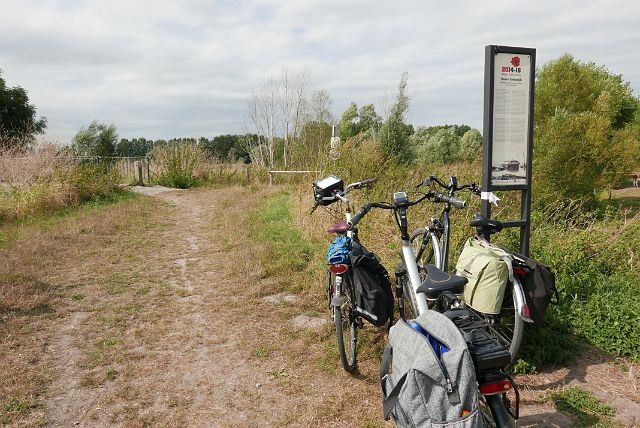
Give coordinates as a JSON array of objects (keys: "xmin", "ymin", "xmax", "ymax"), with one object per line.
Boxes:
[
  {"xmin": 310, "ymin": 177, "xmax": 376, "ymax": 214},
  {"xmin": 348, "ymin": 201, "xmax": 394, "ymax": 228},
  {"xmin": 433, "ymin": 192, "xmax": 466, "ymax": 209}
]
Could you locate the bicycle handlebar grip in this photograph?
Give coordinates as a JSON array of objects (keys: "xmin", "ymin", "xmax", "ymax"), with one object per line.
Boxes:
[
  {"xmin": 435, "ymin": 193, "xmax": 466, "ymax": 209},
  {"xmin": 348, "ymin": 204, "xmax": 371, "ymax": 227},
  {"xmin": 448, "ymin": 196, "xmax": 466, "ymax": 209}
]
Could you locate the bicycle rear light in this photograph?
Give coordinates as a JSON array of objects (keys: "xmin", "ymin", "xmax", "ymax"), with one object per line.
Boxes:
[
  {"xmin": 328, "ymin": 264, "xmax": 349, "ymax": 274},
  {"xmin": 513, "ymin": 266, "xmax": 529, "ymax": 276},
  {"xmin": 479, "ymin": 380, "xmax": 512, "ymax": 395},
  {"xmin": 522, "ymin": 303, "xmax": 531, "ymax": 321}
]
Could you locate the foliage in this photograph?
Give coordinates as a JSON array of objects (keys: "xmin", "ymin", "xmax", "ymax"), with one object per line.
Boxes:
[
  {"xmin": 151, "ymin": 142, "xmax": 203, "ymax": 188},
  {"xmin": 534, "ymin": 54, "xmax": 640, "ymax": 205},
  {"xmin": 0, "ymin": 71, "xmax": 47, "ymax": 151},
  {"xmin": 416, "ymin": 127, "xmax": 460, "ymax": 164},
  {"xmin": 338, "ymin": 102, "xmax": 382, "ymax": 140},
  {"xmin": 458, "ymin": 129, "xmax": 483, "ymax": 161},
  {"xmin": 73, "ymin": 121, "xmax": 118, "ymax": 157},
  {"xmin": 379, "ymin": 73, "xmax": 414, "ymax": 162},
  {"xmin": 412, "ymin": 125, "xmax": 481, "ymax": 165},
  {"xmin": 547, "ymin": 387, "xmax": 615, "ymax": 427},
  {"xmin": 199, "ymin": 134, "xmax": 250, "ymax": 163},
  {"xmin": 291, "ymin": 121, "xmax": 332, "ymax": 168},
  {"xmin": 116, "ymin": 137, "xmax": 154, "ymax": 157}
]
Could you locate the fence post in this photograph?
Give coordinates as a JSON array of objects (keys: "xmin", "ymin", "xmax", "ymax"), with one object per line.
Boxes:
[
  {"xmin": 134, "ymin": 161, "xmax": 143, "ymax": 186},
  {"xmin": 268, "ymin": 171, "xmax": 273, "ymax": 186}
]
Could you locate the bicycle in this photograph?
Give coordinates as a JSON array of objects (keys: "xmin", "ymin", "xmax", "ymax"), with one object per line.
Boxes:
[
  {"xmin": 348, "ymin": 189, "xmax": 519, "ymax": 427},
  {"xmin": 407, "ymin": 175, "xmax": 533, "ymax": 362},
  {"xmin": 311, "ymin": 175, "xmax": 375, "ymax": 373}
]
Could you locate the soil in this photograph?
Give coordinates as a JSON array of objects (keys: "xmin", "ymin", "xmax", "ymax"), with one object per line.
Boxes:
[{"xmin": 2, "ymin": 186, "xmax": 639, "ymax": 427}]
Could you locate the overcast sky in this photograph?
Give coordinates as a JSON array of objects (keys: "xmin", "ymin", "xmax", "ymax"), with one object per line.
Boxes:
[{"xmin": 1, "ymin": 0, "xmax": 639, "ymax": 142}]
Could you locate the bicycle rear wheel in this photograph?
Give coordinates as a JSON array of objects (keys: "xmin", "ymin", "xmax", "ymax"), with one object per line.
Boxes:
[
  {"xmin": 332, "ymin": 272, "xmax": 357, "ymax": 372},
  {"xmin": 491, "ymin": 287, "xmax": 524, "ymax": 362}
]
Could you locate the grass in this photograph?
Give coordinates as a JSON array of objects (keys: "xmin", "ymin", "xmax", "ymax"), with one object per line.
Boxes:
[
  {"xmin": 547, "ymin": 386, "xmax": 615, "ymax": 427},
  {"xmin": 0, "ymin": 192, "xmax": 174, "ymax": 426},
  {"xmin": 253, "ymin": 190, "xmax": 320, "ymax": 288},
  {"xmin": 0, "ymin": 189, "xmax": 137, "ymax": 250}
]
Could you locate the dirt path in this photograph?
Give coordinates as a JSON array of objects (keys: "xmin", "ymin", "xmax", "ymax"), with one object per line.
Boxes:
[{"xmin": 2, "ymin": 186, "xmax": 639, "ymax": 427}]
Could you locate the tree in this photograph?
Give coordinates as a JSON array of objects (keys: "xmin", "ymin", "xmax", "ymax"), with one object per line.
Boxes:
[
  {"xmin": 458, "ymin": 129, "xmax": 483, "ymax": 161},
  {"xmin": 116, "ymin": 137, "xmax": 153, "ymax": 157},
  {"xmin": 0, "ymin": 71, "xmax": 47, "ymax": 151},
  {"xmin": 73, "ymin": 121, "xmax": 118, "ymax": 157},
  {"xmin": 379, "ymin": 73, "xmax": 414, "ymax": 161},
  {"xmin": 534, "ymin": 54, "xmax": 640, "ymax": 203},
  {"xmin": 338, "ymin": 102, "xmax": 359, "ymax": 140},
  {"xmin": 280, "ymin": 68, "xmax": 309, "ymax": 167},
  {"xmin": 416, "ymin": 127, "xmax": 460, "ymax": 164}
]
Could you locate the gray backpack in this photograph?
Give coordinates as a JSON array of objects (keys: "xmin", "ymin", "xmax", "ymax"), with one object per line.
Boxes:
[{"xmin": 380, "ymin": 311, "xmax": 482, "ymax": 427}]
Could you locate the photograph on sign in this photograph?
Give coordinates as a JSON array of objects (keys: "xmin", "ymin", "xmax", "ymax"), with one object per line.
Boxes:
[{"xmin": 491, "ymin": 53, "xmax": 531, "ymax": 185}]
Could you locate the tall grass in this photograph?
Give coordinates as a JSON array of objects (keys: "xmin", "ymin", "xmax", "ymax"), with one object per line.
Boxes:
[
  {"xmin": 151, "ymin": 142, "xmax": 202, "ymax": 188},
  {"xmin": 0, "ymin": 145, "xmax": 123, "ymax": 224}
]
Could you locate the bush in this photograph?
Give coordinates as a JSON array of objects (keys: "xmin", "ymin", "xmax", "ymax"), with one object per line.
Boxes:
[{"xmin": 151, "ymin": 142, "xmax": 203, "ymax": 188}]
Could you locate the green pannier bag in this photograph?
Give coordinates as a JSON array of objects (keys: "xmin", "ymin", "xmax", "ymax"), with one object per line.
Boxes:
[{"xmin": 455, "ymin": 238, "xmax": 509, "ymax": 314}]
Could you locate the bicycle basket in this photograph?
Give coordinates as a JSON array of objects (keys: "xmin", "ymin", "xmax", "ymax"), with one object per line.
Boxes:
[{"xmin": 327, "ymin": 235, "xmax": 352, "ymax": 264}]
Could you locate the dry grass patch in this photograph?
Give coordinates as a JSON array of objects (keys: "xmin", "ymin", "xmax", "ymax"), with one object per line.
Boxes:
[{"xmin": 0, "ymin": 194, "xmax": 174, "ymax": 426}]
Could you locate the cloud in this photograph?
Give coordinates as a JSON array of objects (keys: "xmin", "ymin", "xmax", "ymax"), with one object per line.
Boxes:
[{"xmin": 1, "ymin": 0, "xmax": 638, "ymax": 141}]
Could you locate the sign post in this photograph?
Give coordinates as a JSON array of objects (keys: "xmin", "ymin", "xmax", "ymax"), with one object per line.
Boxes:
[{"xmin": 482, "ymin": 45, "xmax": 536, "ymax": 256}]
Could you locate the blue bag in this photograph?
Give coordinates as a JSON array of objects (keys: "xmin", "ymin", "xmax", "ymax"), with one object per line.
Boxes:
[{"xmin": 327, "ymin": 235, "xmax": 352, "ymax": 264}]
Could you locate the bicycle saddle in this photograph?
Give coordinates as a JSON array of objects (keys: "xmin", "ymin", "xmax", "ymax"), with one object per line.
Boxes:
[
  {"xmin": 469, "ymin": 214, "xmax": 504, "ymax": 235},
  {"xmin": 327, "ymin": 220, "xmax": 350, "ymax": 233},
  {"xmin": 416, "ymin": 265, "xmax": 467, "ymax": 300}
]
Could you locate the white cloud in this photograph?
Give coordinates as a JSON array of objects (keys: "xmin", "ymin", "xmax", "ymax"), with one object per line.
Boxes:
[{"xmin": 1, "ymin": 0, "xmax": 638, "ymax": 141}]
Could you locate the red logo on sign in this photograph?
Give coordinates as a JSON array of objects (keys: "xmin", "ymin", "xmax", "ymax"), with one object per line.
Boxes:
[{"xmin": 511, "ymin": 56, "xmax": 520, "ymax": 67}]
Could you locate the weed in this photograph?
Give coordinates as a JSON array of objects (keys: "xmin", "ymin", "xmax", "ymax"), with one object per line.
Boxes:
[
  {"xmin": 255, "ymin": 346, "xmax": 271, "ymax": 358},
  {"xmin": 547, "ymin": 386, "xmax": 615, "ymax": 427},
  {"xmin": 2, "ymin": 396, "xmax": 34, "ymax": 415},
  {"xmin": 106, "ymin": 368, "xmax": 118, "ymax": 380},
  {"xmin": 100, "ymin": 338, "xmax": 121, "ymax": 348},
  {"xmin": 72, "ymin": 293, "xmax": 85, "ymax": 301}
]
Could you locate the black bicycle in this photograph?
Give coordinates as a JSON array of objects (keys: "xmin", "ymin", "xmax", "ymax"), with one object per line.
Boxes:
[{"xmin": 311, "ymin": 175, "xmax": 375, "ymax": 372}]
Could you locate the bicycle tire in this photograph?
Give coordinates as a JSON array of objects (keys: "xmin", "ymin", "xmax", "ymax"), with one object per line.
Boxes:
[
  {"xmin": 491, "ymin": 287, "xmax": 524, "ymax": 362},
  {"xmin": 332, "ymin": 272, "xmax": 357, "ymax": 372},
  {"xmin": 409, "ymin": 228, "xmax": 442, "ymax": 271},
  {"xmin": 482, "ymin": 394, "xmax": 516, "ymax": 428},
  {"xmin": 399, "ymin": 274, "xmax": 418, "ymax": 321}
]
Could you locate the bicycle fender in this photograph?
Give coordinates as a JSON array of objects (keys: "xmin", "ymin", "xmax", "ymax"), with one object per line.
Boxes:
[
  {"xmin": 512, "ymin": 279, "xmax": 534, "ymax": 323},
  {"xmin": 331, "ymin": 295, "xmax": 344, "ymax": 306}
]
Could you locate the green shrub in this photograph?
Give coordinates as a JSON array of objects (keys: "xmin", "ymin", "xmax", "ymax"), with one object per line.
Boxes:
[{"xmin": 152, "ymin": 142, "xmax": 202, "ymax": 188}]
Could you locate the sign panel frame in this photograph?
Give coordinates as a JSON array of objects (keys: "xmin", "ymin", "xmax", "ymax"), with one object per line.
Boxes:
[{"xmin": 482, "ymin": 45, "xmax": 536, "ymax": 256}]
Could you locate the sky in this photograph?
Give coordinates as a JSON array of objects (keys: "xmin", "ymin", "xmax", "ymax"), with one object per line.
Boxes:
[{"xmin": 1, "ymin": 0, "xmax": 639, "ymax": 142}]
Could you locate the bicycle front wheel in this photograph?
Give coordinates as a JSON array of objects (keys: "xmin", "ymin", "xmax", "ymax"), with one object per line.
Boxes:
[
  {"xmin": 333, "ymin": 273, "xmax": 357, "ymax": 372},
  {"xmin": 399, "ymin": 274, "xmax": 419, "ymax": 320},
  {"xmin": 410, "ymin": 228, "xmax": 442, "ymax": 272}
]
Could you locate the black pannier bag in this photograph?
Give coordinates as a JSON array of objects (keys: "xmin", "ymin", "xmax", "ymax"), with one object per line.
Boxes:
[
  {"xmin": 515, "ymin": 253, "xmax": 558, "ymax": 325},
  {"xmin": 350, "ymin": 241, "xmax": 394, "ymax": 327}
]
